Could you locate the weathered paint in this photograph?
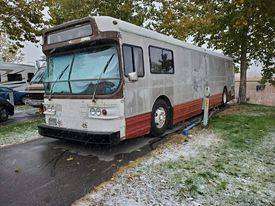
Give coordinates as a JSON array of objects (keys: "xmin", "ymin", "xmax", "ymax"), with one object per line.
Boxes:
[
  {"xmin": 121, "ymin": 28, "xmax": 234, "ymax": 123},
  {"xmin": 125, "ymin": 93, "xmax": 223, "ymax": 139},
  {"xmin": 173, "ymin": 98, "xmax": 203, "ymax": 125},
  {"xmin": 42, "ymin": 16, "xmax": 235, "ymax": 142},
  {"xmin": 43, "ymin": 98, "xmax": 126, "ymax": 137},
  {"xmin": 125, "ymin": 112, "xmax": 151, "ymax": 139}
]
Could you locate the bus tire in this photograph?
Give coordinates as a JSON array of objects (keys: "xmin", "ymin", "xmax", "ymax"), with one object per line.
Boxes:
[
  {"xmin": 0, "ymin": 108, "xmax": 8, "ymax": 122},
  {"xmin": 151, "ymin": 99, "xmax": 169, "ymax": 136},
  {"xmin": 222, "ymin": 88, "xmax": 228, "ymax": 106}
]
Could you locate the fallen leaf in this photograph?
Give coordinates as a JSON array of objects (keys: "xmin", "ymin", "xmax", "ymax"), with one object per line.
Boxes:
[
  {"xmin": 15, "ymin": 167, "xmax": 20, "ymax": 173},
  {"xmin": 67, "ymin": 156, "xmax": 74, "ymax": 161}
]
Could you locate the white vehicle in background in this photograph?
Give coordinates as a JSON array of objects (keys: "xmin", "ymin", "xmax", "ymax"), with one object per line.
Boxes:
[
  {"xmin": 0, "ymin": 62, "xmax": 35, "ymax": 91},
  {"xmin": 24, "ymin": 60, "xmax": 45, "ymax": 109},
  {"xmin": 38, "ymin": 16, "xmax": 235, "ymax": 144}
]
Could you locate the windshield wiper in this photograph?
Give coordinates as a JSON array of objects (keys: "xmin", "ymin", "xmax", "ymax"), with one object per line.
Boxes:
[
  {"xmin": 92, "ymin": 53, "xmax": 115, "ymax": 102},
  {"xmin": 48, "ymin": 55, "xmax": 75, "ymax": 100}
]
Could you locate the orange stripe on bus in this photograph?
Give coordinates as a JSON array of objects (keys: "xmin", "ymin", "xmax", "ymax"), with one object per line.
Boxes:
[
  {"xmin": 125, "ymin": 93, "xmax": 223, "ymax": 139},
  {"xmin": 125, "ymin": 112, "xmax": 151, "ymax": 139}
]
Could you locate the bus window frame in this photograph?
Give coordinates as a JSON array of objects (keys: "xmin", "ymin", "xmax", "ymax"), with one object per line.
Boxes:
[
  {"xmin": 46, "ymin": 23, "xmax": 93, "ymax": 45},
  {"xmin": 148, "ymin": 45, "xmax": 175, "ymax": 74},
  {"xmin": 122, "ymin": 43, "xmax": 145, "ymax": 78}
]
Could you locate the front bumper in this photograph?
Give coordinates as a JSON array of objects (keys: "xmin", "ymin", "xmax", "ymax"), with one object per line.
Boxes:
[{"xmin": 38, "ymin": 124, "xmax": 120, "ymax": 145}]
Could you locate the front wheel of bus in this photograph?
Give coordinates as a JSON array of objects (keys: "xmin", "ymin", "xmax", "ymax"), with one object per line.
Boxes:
[{"xmin": 151, "ymin": 100, "xmax": 169, "ymax": 136}]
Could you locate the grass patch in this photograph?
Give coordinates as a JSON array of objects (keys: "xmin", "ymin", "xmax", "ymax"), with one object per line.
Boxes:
[
  {"xmin": 0, "ymin": 118, "xmax": 43, "ymax": 140},
  {"xmin": 211, "ymin": 114, "xmax": 275, "ymax": 150},
  {"xmin": 161, "ymin": 104, "xmax": 275, "ymax": 205}
]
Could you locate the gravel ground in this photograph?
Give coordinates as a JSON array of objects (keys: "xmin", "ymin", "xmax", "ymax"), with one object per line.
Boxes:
[{"xmin": 74, "ymin": 128, "xmax": 275, "ymax": 206}]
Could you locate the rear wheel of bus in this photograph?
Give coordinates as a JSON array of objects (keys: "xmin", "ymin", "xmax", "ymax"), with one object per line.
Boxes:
[{"xmin": 151, "ymin": 99, "xmax": 170, "ymax": 136}]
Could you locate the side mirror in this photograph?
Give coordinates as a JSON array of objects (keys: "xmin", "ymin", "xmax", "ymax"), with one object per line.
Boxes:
[{"xmin": 128, "ymin": 72, "xmax": 138, "ymax": 82}]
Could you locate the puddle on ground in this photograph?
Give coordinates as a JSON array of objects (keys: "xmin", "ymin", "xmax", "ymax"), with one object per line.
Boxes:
[{"xmin": 51, "ymin": 137, "xmax": 153, "ymax": 162}]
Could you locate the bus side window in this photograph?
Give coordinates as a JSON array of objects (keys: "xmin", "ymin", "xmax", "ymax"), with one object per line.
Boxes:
[
  {"xmin": 149, "ymin": 46, "xmax": 174, "ymax": 74},
  {"xmin": 123, "ymin": 45, "xmax": 134, "ymax": 76},
  {"xmin": 122, "ymin": 44, "xmax": 144, "ymax": 77}
]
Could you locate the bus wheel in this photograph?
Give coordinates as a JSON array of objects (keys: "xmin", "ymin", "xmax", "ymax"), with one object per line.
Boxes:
[
  {"xmin": 222, "ymin": 89, "xmax": 228, "ymax": 106},
  {"xmin": 0, "ymin": 108, "xmax": 8, "ymax": 122},
  {"xmin": 151, "ymin": 99, "xmax": 169, "ymax": 136}
]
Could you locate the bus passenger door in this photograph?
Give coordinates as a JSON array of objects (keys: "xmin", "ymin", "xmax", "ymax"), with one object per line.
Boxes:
[{"xmin": 122, "ymin": 44, "xmax": 147, "ymax": 117}]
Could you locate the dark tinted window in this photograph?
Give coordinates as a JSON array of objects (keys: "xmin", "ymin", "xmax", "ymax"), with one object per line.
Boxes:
[
  {"xmin": 47, "ymin": 24, "xmax": 92, "ymax": 44},
  {"xmin": 123, "ymin": 45, "xmax": 144, "ymax": 77},
  {"xmin": 149, "ymin": 46, "xmax": 174, "ymax": 74},
  {"xmin": 7, "ymin": 73, "xmax": 22, "ymax": 81},
  {"xmin": 27, "ymin": 73, "xmax": 34, "ymax": 82}
]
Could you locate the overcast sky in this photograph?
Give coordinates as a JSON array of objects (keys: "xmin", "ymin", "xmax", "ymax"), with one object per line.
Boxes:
[{"xmin": 22, "ymin": 41, "xmax": 43, "ymax": 65}]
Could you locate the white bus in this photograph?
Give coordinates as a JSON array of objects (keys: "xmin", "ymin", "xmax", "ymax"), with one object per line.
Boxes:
[{"xmin": 38, "ymin": 16, "xmax": 235, "ymax": 144}]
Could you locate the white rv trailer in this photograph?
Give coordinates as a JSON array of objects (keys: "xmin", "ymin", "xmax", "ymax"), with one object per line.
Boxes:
[
  {"xmin": 24, "ymin": 59, "xmax": 46, "ymax": 108},
  {"xmin": 0, "ymin": 62, "xmax": 35, "ymax": 91},
  {"xmin": 38, "ymin": 16, "xmax": 235, "ymax": 144}
]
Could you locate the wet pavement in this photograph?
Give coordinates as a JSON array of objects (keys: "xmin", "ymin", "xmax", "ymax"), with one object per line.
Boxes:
[
  {"xmin": 0, "ymin": 134, "xmax": 170, "ymax": 206},
  {"xmin": 0, "ymin": 106, "xmax": 225, "ymax": 206}
]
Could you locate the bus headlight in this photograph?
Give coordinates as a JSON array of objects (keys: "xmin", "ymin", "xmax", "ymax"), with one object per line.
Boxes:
[
  {"xmin": 89, "ymin": 108, "xmax": 96, "ymax": 116},
  {"xmin": 96, "ymin": 108, "xmax": 101, "ymax": 116}
]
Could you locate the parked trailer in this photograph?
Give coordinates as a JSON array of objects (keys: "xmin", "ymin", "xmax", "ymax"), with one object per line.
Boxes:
[
  {"xmin": 38, "ymin": 16, "xmax": 235, "ymax": 144},
  {"xmin": 0, "ymin": 62, "xmax": 35, "ymax": 91},
  {"xmin": 24, "ymin": 60, "xmax": 46, "ymax": 108}
]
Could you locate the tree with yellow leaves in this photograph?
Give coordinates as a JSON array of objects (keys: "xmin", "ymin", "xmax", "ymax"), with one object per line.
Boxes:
[{"xmin": 151, "ymin": 0, "xmax": 274, "ymax": 102}]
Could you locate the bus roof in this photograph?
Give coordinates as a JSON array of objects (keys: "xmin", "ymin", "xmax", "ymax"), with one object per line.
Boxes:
[
  {"xmin": 43, "ymin": 16, "xmax": 232, "ymax": 61},
  {"xmin": 94, "ymin": 16, "xmax": 233, "ymax": 61}
]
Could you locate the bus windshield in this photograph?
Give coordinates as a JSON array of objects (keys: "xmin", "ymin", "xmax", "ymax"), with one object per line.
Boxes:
[
  {"xmin": 31, "ymin": 67, "xmax": 45, "ymax": 84},
  {"xmin": 44, "ymin": 44, "xmax": 120, "ymax": 95}
]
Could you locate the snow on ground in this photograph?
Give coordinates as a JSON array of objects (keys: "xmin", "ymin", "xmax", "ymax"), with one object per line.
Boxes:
[
  {"xmin": 0, "ymin": 117, "xmax": 43, "ymax": 148},
  {"xmin": 74, "ymin": 124, "xmax": 275, "ymax": 206},
  {"xmin": 73, "ymin": 129, "xmax": 220, "ymax": 206},
  {"xmin": 0, "ymin": 128, "xmax": 42, "ymax": 148},
  {"xmin": 0, "ymin": 105, "xmax": 42, "ymax": 148},
  {"xmin": 14, "ymin": 105, "xmax": 36, "ymax": 114}
]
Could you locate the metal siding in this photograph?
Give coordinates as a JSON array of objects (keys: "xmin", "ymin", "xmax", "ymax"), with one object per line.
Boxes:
[{"xmin": 121, "ymin": 31, "xmax": 233, "ymax": 121}]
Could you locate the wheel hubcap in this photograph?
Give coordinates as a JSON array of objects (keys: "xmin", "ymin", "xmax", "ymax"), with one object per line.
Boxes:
[{"xmin": 154, "ymin": 107, "xmax": 166, "ymax": 129}]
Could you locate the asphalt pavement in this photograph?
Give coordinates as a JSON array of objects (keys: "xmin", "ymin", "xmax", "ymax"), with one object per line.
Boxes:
[{"xmin": 0, "ymin": 135, "xmax": 168, "ymax": 206}]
